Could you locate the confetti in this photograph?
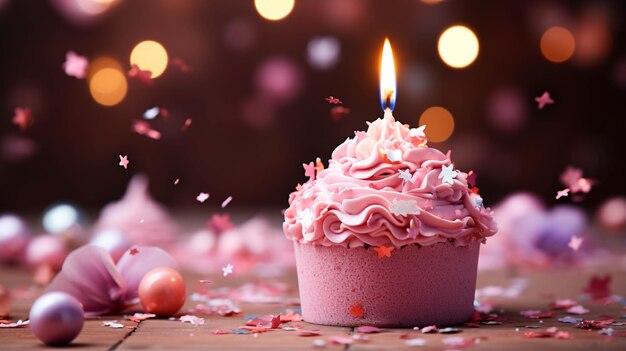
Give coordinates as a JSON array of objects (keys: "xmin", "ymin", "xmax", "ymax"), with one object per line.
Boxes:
[
  {"xmin": 439, "ymin": 164, "xmax": 458, "ymax": 184},
  {"xmin": 442, "ymin": 336, "xmax": 475, "ymax": 346},
  {"xmin": 129, "ymin": 248, "xmax": 139, "ymax": 255},
  {"xmin": 126, "ymin": 313, "xmax": 155, "ymax": 322},
  {"xmin": 520, "ymin": 310, "xmax": 555, "ymax": 319},
  {"xmin": 356, "ymin": 326, "xmax": 387, "ymax": 334},
  {"xmin": 180, "ymin": 315, "xmax": 205, "ymax": 325},
  {"xmin": 405, "ymin": 338, "xmax": 427, "ymax": 346},
  {"xmin": 0, "ymin": 320, "xmax": 29, "ymax": 328},
  {"xmin": 330, "ymin": 106, "xmax": 350, "ymax": 122},
  {"xmin": 566, "ymin": 305, "xmax": 590, "ymax": 315},
  {"xmin": 329, "ymin": 336, "xmax": 355, "ymax": 345},
  {"xmin": 325, "ymin": 96, "xmax": 342, "ymax": 104},
  {"xmin": 221, "ymin": 196, "xmax": 233, "ymax": 208},
  {"xmin": 297, "ymin": 329, "xmax": 322, "ymax": 337},
  {"xmin": 534, "ymin": 91, "xmax": 554, "ymax": 109},
  {"xmin": 132, "ymin": 120, "xmax": 162, "ymax": 140},
  {"xmin": 568, "ymin": 236, "xmax": 583, "ymax": 251},
  {"xmin": 102, "ymin": 321, "xmax": 124, "ymax": 329},
  {"xmin": 172, "ymin": 57, "xmax": 192, "ymax": 73},
  {"xmin": 552, "ymin": 299, "xmax": 577, "ymax": 309},
  {"xmin": 420, "ymin": 325, "xmax": 438, "ymax": 333},
  {"xmin": 398, "ymin": 169, "xmax": 414, "ymax": 183},
  {"xmin": 128, "ymin": 64, "xmax": 153, "ymax": 85},
  {"xmin": 576, "ymin": 319, "xmax": 615, "ymax": 329},
  {"xmin": 598, "ymin": 328, "xmax": 614, "ymax": 336},
  {"xmin": 312, "ymin": 339, "xmax": 326, "ymax": 347},
  {"xmin": 556, "ymin": 188, "xmax": 570, "ymax": 200},
  {"xmin": 560, "ymin": 166, "xmax": 594, "ymax": 194},
  {"xmin": 11, "ymin": 107, "xmax": 33, "ymax": 131},
  {"xmin": 559, "ymin": 316, "xmax": 583, "ymax": 324},
  {"xmin": 372, "ymin": 246, "xmax": 394, "ymax": 258},
  {"xmin": 303, "ymin": 161, "xmax": 316, "ymax": 181},
  {"xmin": 390, "ymin": 199, "xmax": 420, "ymax": 217},
  {"xmin": 438, "ymin": 327, "xmax": 461, "ymax": 334},
  {"xmin": 174, "ymin": 178, "xmax": 180, "ymax": 185},
  {"xmin": 143, "ymin": 107, "xmax": 160, "ymax": 119},
  {"xmin": 349, "ymin": 303, "xmax": 364, "ymax": 318},
  {"xmin": 182, "ymin": 118, "xmax": 192, "ymax": 131},
  {"xmin": 63, "ymin": 51, "xmax": 89, "ymax": 79},
  {"xmin": 196, "ymin": 192, "xmax": 210, "ymax": 203},
  {"xmin": 583, "ymin": 275, "xmax": 612, "ymax": 300},
  {"xmin": 222, "ymin": 263, "xmax": 234, "ymax": 277},
  {"xmin": 118, "ymin": 155, "xmax": 129, "ymax": 169}
]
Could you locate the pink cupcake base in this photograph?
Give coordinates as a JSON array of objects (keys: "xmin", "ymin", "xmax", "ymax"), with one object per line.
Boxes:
[{"xmin": 294, "ymin": 241, "xmax": 480, "ymax": 327}]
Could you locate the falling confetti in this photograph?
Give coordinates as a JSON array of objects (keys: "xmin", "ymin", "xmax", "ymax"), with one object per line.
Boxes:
[
  {"xmin": 62, "ymin": 51, "xmax": 89, "ymax": 79},
  {"xmin": 556, "ymin": 188, "xmax": 570, "ymax": 200},
  {"xmin": 196, "ymin": 192, "xmax": 210, "ymax": 203},
  {"xmin": 118, "ymin": 155, "xmax": 129, "ymax": 169},
  {"xmin": 174, "ymin": 178, "xmax": 180, "ymax": 185},
  {"xmin": 221, "ymin": 196, "xmax": 233, "ymax": 208},
  {"xmin": 325, "ymin": 96, "xmax": 342, "ymax": 104},
  {"xmin": 568, "ymin": 236, "xmax": 583, "ymax": 251},
  {"xmin": 143, "ymin": 107, "xmax": 160, "ymax": 119},
  {"xmin": 132, "ymin": 120, "xmax": 162, "ymax": 140},
  {"xmin": 534, "ymin": 91, "xmax": 554, "ymax": 109},
  {"xmin": 222, "ymin": 263, "xmax": 234, "ymax": 277},
  {"xmin": 182, "ymin": 118, "xmax": 192, "ymax": 131},
  {"xmin": 11, "ymin": 107, "xmax": 33, "ymax": 131}
]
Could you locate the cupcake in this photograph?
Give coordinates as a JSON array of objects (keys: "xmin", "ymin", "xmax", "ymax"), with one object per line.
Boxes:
[{"xmin": 283, "ymin": 109, "xmax": 497, "ymax": 327}]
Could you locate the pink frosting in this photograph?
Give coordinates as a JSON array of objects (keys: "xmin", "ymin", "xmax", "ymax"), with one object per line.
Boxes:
[{"xmin": 283, "ymin": 110, "xmax": 497, "ymax": 248}]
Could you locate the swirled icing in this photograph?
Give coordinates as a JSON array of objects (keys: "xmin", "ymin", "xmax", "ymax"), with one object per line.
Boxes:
[{"xmin": 283, "ymin": 110, "xmax": 497, "ymax": 248}]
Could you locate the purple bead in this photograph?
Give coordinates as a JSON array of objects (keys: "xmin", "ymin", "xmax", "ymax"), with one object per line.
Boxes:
[
  {"xmin": 29, "ymin": 292, "xmax": 84, "ymax": 346},
  {"xmin": 0, "ymin": 214, "xmax": 31, "ymax": 264}
]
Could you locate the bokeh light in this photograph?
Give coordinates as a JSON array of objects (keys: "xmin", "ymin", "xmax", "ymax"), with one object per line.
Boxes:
[
  {"xmin": 130, "ymin": 40, "xmax": 169, "ymax": 78},
  {"xmin": 255, "ymin": 57, "xmax": 303, "ymax": 103},
  {"xmin": 486, "ymin": 87, "xmax": 528, "ymax": 133},
  {"xmin": 307, "ymin": 36, "xmax": 341, "ymax": 70},
  {"xmin": 42, "ymin": 203, "xmax": 80, "ymax": 234},
  {"xmin": 540, "ymin": 26, "xmax": 575, "ymax": 63},
  {"xmin": 418, "ymin": 106, "xmax": 455, "ymax": 142},
  {"xmin": 88, "ymin": 57, "xmax": 127, "ymax": 106},
  {"xmin": 254, "ymin": 0, "xmax": 295, "ymax": 21},
  {"xmin": 437, "ymin": 25, "xmax": 479, "ymax": 68},
  {"xmin": 596, "ymin": 196, "xmax": 626, "ymax": 233},
  {"xmin": 574, "ymin": 12, "xmax": 612, "ymax": 66}
]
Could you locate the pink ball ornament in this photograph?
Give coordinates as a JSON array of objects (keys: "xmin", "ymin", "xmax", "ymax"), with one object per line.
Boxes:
[
  {"xmin": 26, "ymin": 235, "xmax": 68, "ymax": 270},
  {"xmin": 29, "ymin": 292, "xmax": 84, "ymax": 346},
  {"xmin": 0, "ymin": 214, "xmax": 31, "ymax": 264}
]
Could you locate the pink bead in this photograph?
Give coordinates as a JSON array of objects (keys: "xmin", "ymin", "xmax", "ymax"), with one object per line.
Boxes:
[
  {"xmin": 26, "ymin": 235, "xmax": 68, "ymax": 270},
  {"xmin": 29, "ymin": 292, "xmax": 84, "ymax": 345},
  {"xmin": 139, "ymin": 267, "xmax": 186, "ymax": 316},
  {"xmin": 0, "ymin": 214, "xmax": 31, "ymax": 264}
]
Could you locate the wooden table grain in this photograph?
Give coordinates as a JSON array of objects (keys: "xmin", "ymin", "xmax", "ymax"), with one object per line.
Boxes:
[{"xmin": 1, "ymin": 266, "xmax": 625, "ymax": 350}]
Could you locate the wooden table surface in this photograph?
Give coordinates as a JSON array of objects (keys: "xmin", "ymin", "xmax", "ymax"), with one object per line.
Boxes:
[{"xmin": 1, "ymin": 266, "xmax": 625, "ymax": 350}]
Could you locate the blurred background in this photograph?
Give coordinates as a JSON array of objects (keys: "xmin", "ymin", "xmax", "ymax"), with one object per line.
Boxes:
[{"xmin": 0, "ymin": 0, "xmax": 624, "ymax": 215}]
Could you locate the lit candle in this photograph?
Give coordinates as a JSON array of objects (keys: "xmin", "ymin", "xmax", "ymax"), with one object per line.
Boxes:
[{"xmin": 379, "ymin": 38, "xmax": 397, "ymax": 112}]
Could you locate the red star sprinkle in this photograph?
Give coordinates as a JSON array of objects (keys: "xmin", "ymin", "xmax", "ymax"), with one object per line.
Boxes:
[
  {"xmin": 349, "ymin": 303, "xmax": 364, "ymax": 318},
  {"xmin": 129, "ymin": 248, "xmax": 139, "ymax": 255},
  {"xmin": 128, "ymin": 64, "xmax": 153, "ymax": 85},
  {"xmin": 12, "ymin": 107, "xmax": 33, "ymax": 131},
  {"xmin": 534, "ymin": 91, "xmax": 554, "ymax": 110},
  {"xmin": 373, "ymin": 246, "xmax": 394, "ymax": 258},
  {"xmin": 303, "ymin": 161, "xmax": 316, "ymax": 181},
  {"xmin": 325, "ymin": 96, "xmax": 342, "ymax": 104},
  {"xmin": 118, "ymin": 155, "xmax": 129, "ymax": 169}
]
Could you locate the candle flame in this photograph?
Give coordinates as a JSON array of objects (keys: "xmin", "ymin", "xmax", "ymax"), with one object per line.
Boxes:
[{"xmin": 379, "ymin": 38, "xmax": 396, "ymax": 111}]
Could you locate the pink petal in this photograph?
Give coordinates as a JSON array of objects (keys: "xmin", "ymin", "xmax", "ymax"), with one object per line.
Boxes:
[
  {"xmin": 116, "ymin": 246, "xmax": 178, "ymax": 305},
  {"xmin": 46, "ymin": 245, "xmax": 127, "ymax": 316}
]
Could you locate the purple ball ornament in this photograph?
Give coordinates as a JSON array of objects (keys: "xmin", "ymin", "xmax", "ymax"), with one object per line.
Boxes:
[{"xmin": 29, "ymin": 292, "xmax": 84, "ymax": 346}]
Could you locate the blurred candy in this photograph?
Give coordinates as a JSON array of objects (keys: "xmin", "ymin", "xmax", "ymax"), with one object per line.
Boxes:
[
  {"xmin": 139, "ymin": 267, "xmax": 186, "ymax": 316},
  {"xmin": 255, "ymin": 57, "xmax": 303, "ymax": 104},
  {"xmin": 0, "ymin": 214, "xmax": 31, "ymax": 264},
  {"xmin": 307, "ymin": 36, "xmax": 341, "ymax": 70},
  {"xmin": 94, "ymin": 175, "xmax": 179, "ymax": 247},
  {"xmin": 596, "ymin": 197, "xmax": 626, "ymax": 233},
  {"xmin": 42, "ymin": 203, "xmax": 84, "ymax": 239},
  {"xmin": 486, "ymin": 88, "xmax": 527, "ymax": 133},
  {"xmin": 0, "ymin": 284, "xmax": 10, "ymax": 317},
  {"xmin": 89, "ymin": 229, "xmax": 133, "ymax": 262},
  {"xmin": 25, "ymin": 235, "xmax": 68, "ymax": 270},
  {"xmin": 46, "ymin": 245, "xmax": 177, "ymax": 315},
  {"xmin": 29, "ymin": 292, "xmax": 84, "ymax": 346}
]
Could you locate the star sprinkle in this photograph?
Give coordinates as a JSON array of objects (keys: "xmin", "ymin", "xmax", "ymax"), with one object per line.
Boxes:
[
  {"xmin": 129, "ymin": 248, "xmax": 139, "ymax": 256},
  {"xmin": 63, "ymin": 51, "xmax": 89, "ymax": 79},
  {"xmin": 556, "ymin": 188, "xmax": 570, "ymax": 200},
  {"xmin": 409, "ymin": 125, "xmax": 426, "ymax": 139},
  {"xmin": 438, "ymin": 164, "xmax": 458, "ymax": 184},
  {"xmin": 303, "ymin": 161, "xmax": 316, "ymax": 181},
  {"xmin": 568, "ymin": 236, "xmax": 583, "ymax": 251},
  {"xmin": 390, "ymin": 199, "xmax": 420, "ymax": 217},
  {"xmin": 373, "ymin": 246, "xmax": 394, "ymax": 258},
  {"xmin": 128, "ymin": 64, "xmax": 153, "ymax": 85},
  {"xmin": 222, "ymin": 263, "xmax": 234, "ymax": 277},
  {"xmin": 118, "ymin": 155, "xmax": 129, "ymax": 169},
  {"xmin": 349, "ymin": 303, "xmax": 364, "ymax": 318},
  {"xmin": 325, "ymin": 96, "xmax": 342, "ymax": 104},
  {"xmin": 398, "ymin": 169, "xmax": 414, "ymax": 183},
  {"xmin": 196, "ymin": 192, "xmax": 210, "ymax": 203},
  {"xmin": 535, "ymin": 91, "xmax": 554, "ymax": 109},
  {"xmin": 11, "ymin": 107, "xmax": 33, "ymax": 131},
  {"xmin": 221, "ymin": 196, "xmax": 233, "ymax": 208}
]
